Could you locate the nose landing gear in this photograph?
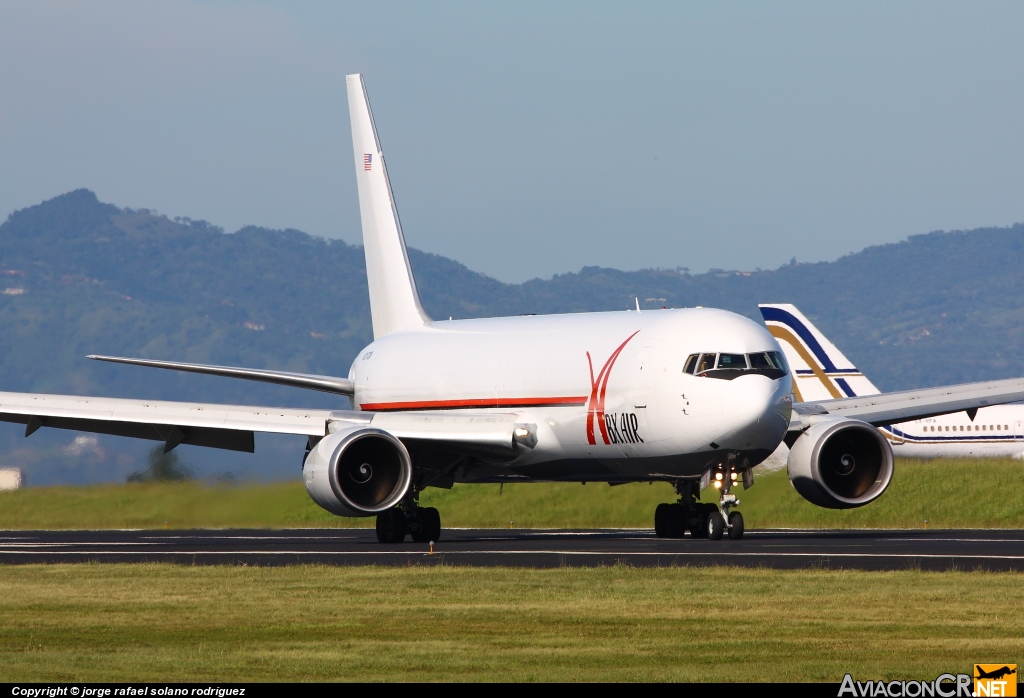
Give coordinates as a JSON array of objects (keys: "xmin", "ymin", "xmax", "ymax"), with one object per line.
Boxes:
[
  {"xmin": 706, "ymin": 492, "xmax": 744, "ymax": 540},
  {"xmin": 727, "ymin": 510, "xmax": 744, "ymax": 540},
  {"xmin": 708, "ymin": 472, "xmax": 745, "ymax": 540},
  {"xmin": 654, "ymin": 472, "xmax": 745, "ymax": 540}
]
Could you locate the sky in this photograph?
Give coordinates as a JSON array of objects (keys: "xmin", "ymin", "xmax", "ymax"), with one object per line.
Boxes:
[{"xmin": 1, "ymin": 1, "xmax": 1023, "ymax": 283}]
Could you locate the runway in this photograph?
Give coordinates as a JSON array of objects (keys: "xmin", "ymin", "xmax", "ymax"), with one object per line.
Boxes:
[{"xmin": 1, "ymin": 528, "xmax": 1022, "ymax": 570}]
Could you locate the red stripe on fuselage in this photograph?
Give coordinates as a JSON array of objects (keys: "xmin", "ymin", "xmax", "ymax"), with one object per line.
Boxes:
[{"xmin": 359, "ymin": 396, "xmax": 588, "ymax": 412}]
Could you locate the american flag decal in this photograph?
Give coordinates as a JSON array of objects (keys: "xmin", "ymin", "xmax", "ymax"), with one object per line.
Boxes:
[{"xmin": 364, "ymin": 153, "xmax": 372, "ymax": 171}]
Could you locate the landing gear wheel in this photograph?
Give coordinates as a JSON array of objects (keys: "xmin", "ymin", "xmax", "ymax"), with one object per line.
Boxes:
[
  {"xmin": 707, "ymin": 511, "xmax": 725, "ymax": 540},
  {"xmin": 375, "ymin": 508, "xmax": 407, "ymax": 544},
  {"xmin": 668, "ymin": 504, "xmax": 687, "ymax": 537},
  {"xmin": 411, "ymin": 506, "xmax": 441, "ymax": 543},
  {"xmin": 654, "ymin": 503, "xmax": 672, "ymax": 538},
  {"xmin": 691, "ymin": 503, "xmax": 714, "ymax": 539},
  {"xmin": 655, "ymin": 503, "xmax": 687, "ymax": 538},
  {"xmin": 727, "ymin": 511, "xmax": 744, "ymax": 540}
]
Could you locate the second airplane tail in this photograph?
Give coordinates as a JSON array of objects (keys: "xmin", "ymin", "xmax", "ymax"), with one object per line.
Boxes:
[{"xmin": 758, "ymin": 304, "xmax": 880, "ymax": 402}]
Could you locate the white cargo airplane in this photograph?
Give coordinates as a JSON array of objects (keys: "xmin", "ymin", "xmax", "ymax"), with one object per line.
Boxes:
[
  {"xmin": 3, "ymin": 75, "xmax": 1024, "ymax": 543},
  {"xmin": 760, "ymin": 303, "xmax": 1024, "ymax": 458}
]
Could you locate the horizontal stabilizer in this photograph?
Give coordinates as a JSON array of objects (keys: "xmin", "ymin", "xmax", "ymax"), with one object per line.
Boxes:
[{"xmin": 88, "ymin": 355, "xmax": 354, "ymax": 396}]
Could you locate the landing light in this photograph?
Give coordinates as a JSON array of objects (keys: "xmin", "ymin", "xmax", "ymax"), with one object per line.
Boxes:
[
  {"xmin": 713, "ymin": 481, "xmax": 722, "ymax": 489},
  {"xmin": 731, "ymin": 473, "xmax": 738, "ymax": 481},
  {"xmin": 514, "ymin": 427, "xmax": 530, "ymax": 439},
  {"xmin": 715, "ymin": 473, "xmax": 723, "ymax": 481}
]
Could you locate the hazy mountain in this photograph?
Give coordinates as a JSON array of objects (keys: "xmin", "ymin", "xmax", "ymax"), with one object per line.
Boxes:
[{"xmin": 3, "ymin": 189, "xmax": 1023, "ymax": 483}]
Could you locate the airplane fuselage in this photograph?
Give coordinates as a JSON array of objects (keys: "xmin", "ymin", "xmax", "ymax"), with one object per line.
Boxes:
[
  {"xmin": 885, "ymin": 406, "xmax": 1024, "ymax": 458},
  {"xmin": 350, "ymin": 307, "xmax": 793, "ymax": 482}
]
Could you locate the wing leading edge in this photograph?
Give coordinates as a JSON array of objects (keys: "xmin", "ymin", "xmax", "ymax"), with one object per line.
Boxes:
[
  {"xmin": 790, "ymin": 376, "xmax": 1024, "ymax": 430},
  {"xmin": 0, "ymin": 391, "xmax": 522, "ymax": 457}
]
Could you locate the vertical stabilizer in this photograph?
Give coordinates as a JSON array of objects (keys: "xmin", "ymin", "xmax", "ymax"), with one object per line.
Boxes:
[
  {"xmin": 759, "ymin": 304, "xmax": 880, "ymax": 401},
  {"xmin": 347, "ymin": 74, "xmax": 431, "ymax": 338}
]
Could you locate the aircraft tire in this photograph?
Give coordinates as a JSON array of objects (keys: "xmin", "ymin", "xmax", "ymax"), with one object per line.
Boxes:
[
  {"xmin": 654, "ymin": 503, "xmax": 672, "ymax": 537},
  {"xmin": 690, "ymin": 503, "xmax": 714, "ymax": 538},
  {"xmin": 707, "ymin": 511, "xmax": 725, "ymax": 540},
  {"xmin": 667, "ymin": 503, "xmax": 688, "ymax": 537},
  {"xmin": 412, "ymin": 506, "xmax": 441, "ymax": 543},
  {"xmin": 375, "ymin": 508, "xmax": 407, "ymax": 544},
  {"xmin": 727, "ymin": 511, "xmax": 744, "ymax": 540}
]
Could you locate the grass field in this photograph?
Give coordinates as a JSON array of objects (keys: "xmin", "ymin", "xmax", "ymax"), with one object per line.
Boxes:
[
  {"xmin": 0, "ymin": 564, "xmax": 1020, "ymax": 681},
  {"xmin": 2, "ymin": 459, "xmax": 1022, "ymax": 682},
  {"xmin": 0, "ymin": 457, "xmax": 1022, "ymax": 529}
]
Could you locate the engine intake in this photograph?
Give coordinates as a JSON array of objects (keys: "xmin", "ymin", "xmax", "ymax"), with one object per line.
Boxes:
[
  {"xmin": 787, "ymin": 417, "xmax": 893, "ymax": 509},
  {"xmin": 303, "ymin": 426, "xmax": 412, "ymax": 517}
]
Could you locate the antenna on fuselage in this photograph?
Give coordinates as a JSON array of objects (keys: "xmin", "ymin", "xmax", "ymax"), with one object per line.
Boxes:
[{"xmin": 346, "ymin": 74, "xmax": 431, "ymax": 339}]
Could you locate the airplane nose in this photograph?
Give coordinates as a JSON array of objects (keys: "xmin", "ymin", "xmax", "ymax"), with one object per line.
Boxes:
[{"xmin": 715, "ymin": 374, "xmax": 791, "ymax": 453}]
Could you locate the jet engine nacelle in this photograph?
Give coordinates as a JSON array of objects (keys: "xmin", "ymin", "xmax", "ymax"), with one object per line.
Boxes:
[
  {"xmin": 303, "ymin": 426, "xmax": 413, "ymax": 517},
  {"xmin": 787, "ymin": 417, "xmax": 893, "ymax": 509}
]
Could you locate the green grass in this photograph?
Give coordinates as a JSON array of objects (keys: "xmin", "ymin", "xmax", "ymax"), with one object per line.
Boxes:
[
  {"xmin": 0, "ymin": 478, "xmax": 355, "ymax": 530},
  {"xmin": 3, "ymin": 458, "xmax": 1022, "ymax": 681},
  {"xmin": 0, "ymin": 564, "xmax": 1020, "ymax": 681},
  {"xmin": 1, "ymin": 457, "xmax": 1022, "ymax": 529},
  {"xmin": 424, "ymin": 456, "xmax": 1024, "ymax": 529}
]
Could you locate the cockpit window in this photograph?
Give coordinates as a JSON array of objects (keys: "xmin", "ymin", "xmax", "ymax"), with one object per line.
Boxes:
[
  {"xmin": 748, "ymin": 352, "xmax": 773, "ymax": 370},
  {"xmin": 696, "ymin": 353, "xmax": 717, "ymax": 373},
  {"xmin": 747, "ymin": 352, "xmax": 788, "ymax": 374},
  {"xmin": 717, "ymin": 353, "xmax": 748, "ymax": 370},
  {"xmin": 767, "ymin": 351, "xmax": 788, "ymax": 373},
  {"xmin": 689, "ymin": 351, "xmax": 788, "ymax": 379}
]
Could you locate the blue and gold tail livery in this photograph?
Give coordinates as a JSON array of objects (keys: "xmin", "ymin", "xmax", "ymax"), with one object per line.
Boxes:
[{"xmin": 758, "ymin": 304, "xmax": 880, "ymax": 402}]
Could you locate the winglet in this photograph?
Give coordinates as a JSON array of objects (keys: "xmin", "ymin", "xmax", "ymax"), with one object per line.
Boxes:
[{"xmin": 347, "ymin": 74, "xmax": 431, "ymax": 338}]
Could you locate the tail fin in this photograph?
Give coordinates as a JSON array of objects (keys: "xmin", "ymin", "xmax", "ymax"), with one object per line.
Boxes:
[
  {"xmin": 758, "ymin": 304, "xmax": 880, "ymax": 401},
  {"xmin": 347, "ymin": 74, "xmax": 431, "ymax": 338}
]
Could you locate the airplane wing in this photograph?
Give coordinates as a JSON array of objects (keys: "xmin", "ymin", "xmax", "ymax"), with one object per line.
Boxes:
[
  {"xmin": 790, "ymin": 376, "xmax": 1024, "ymax": 430},
  {"xmin": 88, "ymin": 355, "xmax": 354, "ymax": 396},
  {"xmin": 0, "ymin": 391, "xmax": 521, "ymax": 457}
]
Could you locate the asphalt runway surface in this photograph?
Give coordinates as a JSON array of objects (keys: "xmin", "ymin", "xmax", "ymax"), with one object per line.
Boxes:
[{"xmin": 1, "ymin": 528, "xmax": 1023, "ymax": 570}]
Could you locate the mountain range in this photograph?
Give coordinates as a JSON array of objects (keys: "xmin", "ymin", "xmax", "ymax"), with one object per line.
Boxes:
[{"xmin": 3, "ymin": 189, "xmax": 1023, "ymax": 483}]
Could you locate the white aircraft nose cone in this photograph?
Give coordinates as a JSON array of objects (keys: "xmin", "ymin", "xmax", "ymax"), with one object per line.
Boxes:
[{"xmin": 715, "ymin": 374, "xmax": 791, "ymax": 451}]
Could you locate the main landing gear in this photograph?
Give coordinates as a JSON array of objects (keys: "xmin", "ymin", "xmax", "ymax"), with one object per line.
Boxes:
[
  {"xmin": 654, "ymin": 476, "xmax": 744, "ymax": 540},
  {"xmin": 375, "ymin": 488, "xmax": 441, "ymax": 544}
]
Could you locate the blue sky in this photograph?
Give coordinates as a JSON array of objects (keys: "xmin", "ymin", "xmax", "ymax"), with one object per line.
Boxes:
[{"xmin": 1, "ymin": 1, "xmax": 1022, "ymax": 282}]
